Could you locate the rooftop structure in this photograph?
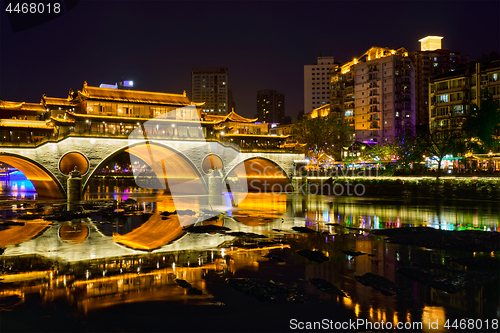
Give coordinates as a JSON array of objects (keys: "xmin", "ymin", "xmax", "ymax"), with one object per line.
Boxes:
[{"xmin": 418, "ymin": 36, "xmax": 443, "ymax": 51}]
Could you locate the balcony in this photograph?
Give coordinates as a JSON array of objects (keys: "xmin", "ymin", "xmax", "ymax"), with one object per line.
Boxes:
[{"xmin": 436, "ymin": 83, "xmax": 470, "ymax": 92}]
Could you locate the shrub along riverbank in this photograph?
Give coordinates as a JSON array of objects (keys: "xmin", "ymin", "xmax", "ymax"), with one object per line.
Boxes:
[{"xmin": 306, "ymin": 177, "xmax": 500, "ymax": 201}]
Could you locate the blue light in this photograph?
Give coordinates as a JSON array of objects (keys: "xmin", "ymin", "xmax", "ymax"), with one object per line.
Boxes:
[{"xmin": 1, "ymin": 170, "xmax": 36, "ymax": 192}]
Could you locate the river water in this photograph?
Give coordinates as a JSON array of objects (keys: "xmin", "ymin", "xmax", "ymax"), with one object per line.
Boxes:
[{"xmin": 0, "ymin": 178, "xmax": 499, "ymax": 332}]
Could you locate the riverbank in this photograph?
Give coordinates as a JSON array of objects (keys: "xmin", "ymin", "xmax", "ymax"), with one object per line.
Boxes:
[{"xmin": 303, "ymin": 176, "xmax": 500, "ymax": 200}]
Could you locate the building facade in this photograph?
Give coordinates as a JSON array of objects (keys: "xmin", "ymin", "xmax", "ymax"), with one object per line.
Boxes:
[
  {"xmin": 329, "ymin": 63, "xmax": 355, "ymax": 140},
  {"xmin": 410, "ymin": 36, "xmax": 468, "ymax": 130},
  {"xmin": 304, "ymin": 56, "xmax": 335, "ymax": 113},
  {"xmin": 354, "ymin": 47, "xmax": 415, "ymax": 143},
  {"xmin": 191, "ymin": 67, "xmax": 229, "ymax": 115},
  {"xmin": 327, "ymin": 47, "xmax": 415, "ymax": 144},
  {"xmin": 256, "ymin": 90, "xmax": 285, "ymax": 123},
  {"xmin": 429, "ymin": 60, "xmax": 500, "ymax": 134}
]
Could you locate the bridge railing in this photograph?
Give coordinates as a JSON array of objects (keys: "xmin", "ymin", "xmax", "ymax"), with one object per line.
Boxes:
[{"xmin": 0, "ymin": 131, "xmax": 299, "ymax": 153}]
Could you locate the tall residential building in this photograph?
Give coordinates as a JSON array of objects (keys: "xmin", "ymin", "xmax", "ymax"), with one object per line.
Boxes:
[
  {"xmin": 327, "ymin": 47, "xmax": 415, "ymax": 144},
  {"xmin": 256, "ymin": 90, "xmax": 285, "ymax": 123},
  {"xmin": 191, "ymin": 68, "xmax": 229, "ymax": 115},
  {"xmin": 330, "ymin": 63, "xmax": 355, "ymax": 141},
  {"xmin": 429, "ymin": 60, "xmax": 500, "ymax": 134},
  {"xmin": 304, "ymin": 56, "xmax": 335, "ymax": 113},
  {"xmin": 410, "ymin": 36, "xmax": 468, "ymax": 130},
  {"xmin": 354, "ymin": 47, "xmax": 415, "ymax": 143}
]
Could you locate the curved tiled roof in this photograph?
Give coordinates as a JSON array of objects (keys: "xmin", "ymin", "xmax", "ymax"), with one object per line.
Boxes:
[
  {"xmin": 203, "ymin": 110, "xmax": 258, "ymax": 123},
  {"xmin": 80, "ymin": 85, "xmax": 195, "ymax": 106},
  {"xmin": 0, "ymin": 101, "xmax": 46, "ymax": 112}
]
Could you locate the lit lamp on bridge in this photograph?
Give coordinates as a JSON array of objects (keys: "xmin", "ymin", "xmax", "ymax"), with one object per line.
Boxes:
[
  {"xmin": 488, "ymin": 150, "xmax": 493, "ymax": 173},
  {"xmin": 465, "ymin": 151, "xmax": 473, "ymax": 172}
]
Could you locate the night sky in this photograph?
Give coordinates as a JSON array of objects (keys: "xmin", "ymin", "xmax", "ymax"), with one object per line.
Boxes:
[{"xmin": 1, "ymin": 1, "xmax": 499, "ymax": 119}]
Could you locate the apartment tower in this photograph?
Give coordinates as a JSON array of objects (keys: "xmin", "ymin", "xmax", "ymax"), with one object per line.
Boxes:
[
  {"xmin": 410, "ymin": 36, "xmax": 467, "ymax": 130},
  {"xmin": 304, "ymin": 56, "xmax": 335, "ymax": 113},
  {"xmin": 256, "ymin": 90, "xmax": 285, "ymax": 123},
  {"xmin": 191, "ymin": 68, "xmax": 229, "ymax": 115}
]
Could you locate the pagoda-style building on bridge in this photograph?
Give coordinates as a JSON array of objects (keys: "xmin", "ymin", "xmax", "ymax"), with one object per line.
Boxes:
[{"xmin": 1, "ymin": 82, "xmax": 290, "ymax": 149}]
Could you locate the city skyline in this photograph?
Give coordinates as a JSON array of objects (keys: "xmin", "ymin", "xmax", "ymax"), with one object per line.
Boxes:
[{"xmin": 1, "ymin": 1, "xmax": 499, "ymax": 119}]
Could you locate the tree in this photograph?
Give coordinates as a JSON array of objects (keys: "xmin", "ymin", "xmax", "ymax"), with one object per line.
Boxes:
[
  {"xmin": 292, "ymin": 114, "xmax": 353, "ymax": 161},
  {"xmin": 361, "ymin": 127, "xmax": 424, "ymax": 173},
  {"xmin": 463, "ymin": 92, "xmax": 500, "ymax": 153},
  {"xmin": 361, "ymin": 143, "xmax": 398, "ymax": 162},
  {"xmin": 418, "ymin": 129, "xmax": 465, "ymax": 178},
  {"xmin": 394, "ymin": 126, "xmax": 425, "ymax": 172}
]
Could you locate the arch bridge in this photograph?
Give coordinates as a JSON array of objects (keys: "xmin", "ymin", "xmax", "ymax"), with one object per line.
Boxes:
[{"xmin": 0, "ymin": 137, "xmax": 304, "ymax": 198}]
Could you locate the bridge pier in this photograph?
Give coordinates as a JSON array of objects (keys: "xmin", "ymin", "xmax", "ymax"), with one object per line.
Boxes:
[{"xmin": 67, "ymin": 167, "xmax": 82, "ymax": 207}]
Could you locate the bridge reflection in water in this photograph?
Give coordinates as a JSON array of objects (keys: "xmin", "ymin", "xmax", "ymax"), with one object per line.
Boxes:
[{"xmin": 0, "ymin": 193, "xmax": 498, "ymax": 332}]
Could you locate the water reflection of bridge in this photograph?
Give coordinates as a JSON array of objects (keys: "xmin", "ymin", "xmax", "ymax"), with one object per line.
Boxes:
[{"xmin": 0, "ymin": 213, "xmax": 289, "ymax": 262}]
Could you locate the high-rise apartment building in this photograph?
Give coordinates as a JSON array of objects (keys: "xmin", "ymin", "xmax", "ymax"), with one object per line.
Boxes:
[
  {"xmin": 410, "ymin": 36, "xmax": 468, "ymax": 130},
  {"xmin": 304, "ymin": 56, "xmax": 335, "ymax": 113},
  {"xmin": 256, "ymin": 90, "xmax": 285, "ymax": 123},
  {"xmin": 191, "ymin": 68, "xmax": 229, "ymax": 115},
  {"xmin": 429, "ymin": 60, "xmax": 500, "ymax": 134},
  {"xmin": 328, "ymin": 47, "xmax": 415, "ymax": 144},
  {"xmin": 330, "ymin": 63, "xmax": 355, "ymax": 141},
  {"xmin": 354, "ymin": 47, "xmax": 415, "ymax": 143}
]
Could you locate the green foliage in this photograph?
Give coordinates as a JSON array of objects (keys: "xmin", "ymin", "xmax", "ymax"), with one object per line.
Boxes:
[
  {"xmin": 361, "ymin": 143, "xmax": 398, "ymax": 161},
  {"xmin": 395, "ymin": 127, "xmax": 424, "ymax": 172},
  {"xmin": 463, "ymin": 92, "xmax": 500, "ymax": 153},
  {"xmin": 361, "ymin": 127, "xmax": 423, "ymax": 172},
  {"xmin": 292, "ymin": 114, "xmax": 353, "ymax": 160},
  {"xmin": 417, "ymin": 129, "xmax": 465, "ymax": 174}
]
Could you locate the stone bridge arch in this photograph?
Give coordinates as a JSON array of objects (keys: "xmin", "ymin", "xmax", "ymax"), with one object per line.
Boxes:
[
  {"xmin": 224, "ymin": 156, "xmax": 292, "ymax": 192},
  {"xmin": 82, "ymin": 141, "xmax": 208, "ymax": 195},
  {"xmin": 0, "ymin": 153, "xmax": 65, "ymax": 198},
  {"xmin": 0, "ymin": 137, "xmax": 304, "ymax": 198}
]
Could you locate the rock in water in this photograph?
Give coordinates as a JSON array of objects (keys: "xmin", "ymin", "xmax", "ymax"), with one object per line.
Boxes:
[
  {"xmin": 175, "ymin": 279, "xmax": 192, "ymax": 288},
  {"xmin": 292, "ymin": 227, "xmax": 316, "ymax": 233},
  {"xmin": 342, "ymin": 250, "xmax": 367, "ymax": 257},
  {"xmin": 308, "ymin": 278, "xmax": 347, "ymax": 298},
  {"xmin": 355, "ymin": 273, "xmax": 408, "ymax": 296},
  {"xmin": 296, "ymin": 250, "xmax": 329, "ymax": 263}
]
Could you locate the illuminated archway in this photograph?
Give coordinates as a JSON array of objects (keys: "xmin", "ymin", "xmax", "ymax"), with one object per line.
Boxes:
[
  {"xmin": 82, "ymin": 142, "xmax": 207, "ymax": 195},
  {"xmin": 202, "ymin": 154, "xmax": 224, "ymax": 174},
  {"xmin": 59, "ymin": 152, "xmax": 89, "ymax": 175},
  {"xmin": 225, "ymin": 157, "xmax": 290, "ymax": 192},
  {"xmin": 0, "ymin": 154, "xmax": 65, "ymax": 198}
]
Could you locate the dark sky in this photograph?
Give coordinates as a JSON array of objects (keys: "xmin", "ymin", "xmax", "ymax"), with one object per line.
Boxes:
[{"xmin": 1, "ymin": 0, "xmax": 499, "ymax": 119}]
